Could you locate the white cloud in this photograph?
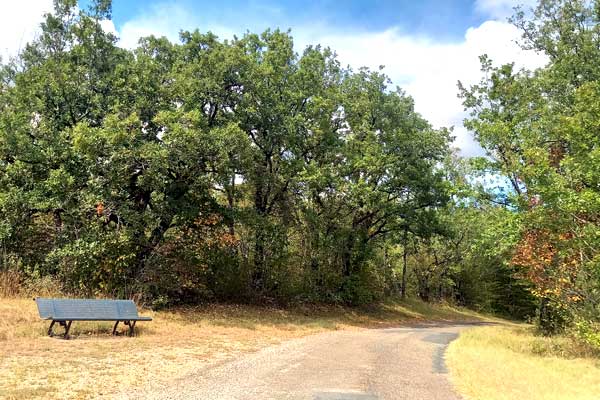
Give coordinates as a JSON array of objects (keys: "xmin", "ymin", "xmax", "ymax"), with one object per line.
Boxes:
[
  {"xmin": 99, "ymin": 19, "xmax": 119, "ymax": 37},
  {"xmin": 0, "ymin": 0, "xmax": 53, "ymax": 61},
  {"xmin": 475, "ymin": 0, "xmax": 538, "ymax": 20},
  {"xmin": 118, "ymin": 3, "xmax": 235, "ymax": 49}
]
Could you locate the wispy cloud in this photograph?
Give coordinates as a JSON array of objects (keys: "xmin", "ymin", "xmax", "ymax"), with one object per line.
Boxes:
[
  {"xmin": 118, "ymin": 3, "xmax": 235, "ymax": 49},
  {"xmin": 475, "ymin": 0, "xmax": 538, "ymax": 20},
  {"xmin": 0, "ymin": 0, "xmax": 53, "ymax": 61}
]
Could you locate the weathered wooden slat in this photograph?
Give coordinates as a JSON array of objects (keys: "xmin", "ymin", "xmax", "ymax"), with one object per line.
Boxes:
[{"xmin": 34, "ymin": 298, "xmax": 151, "ymax": 321}]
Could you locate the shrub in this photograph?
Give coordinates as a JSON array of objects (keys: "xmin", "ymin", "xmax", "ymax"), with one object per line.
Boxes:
[
  {"xmin": 574, "ymin": 320, "xmax": 600, "ymax": 352},
  {"xmin": 340, "ymin": 264, "xmax": 384, "ymax": 306}
]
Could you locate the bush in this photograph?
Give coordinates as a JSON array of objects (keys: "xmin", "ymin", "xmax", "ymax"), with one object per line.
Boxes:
[
  {"xmin": 574, "ymin": 320, "xmax": 600, "ymax": 352},
  {"xmin": 340, "ymin": 264, "xmax": 384, "ymax": 306},
  {"xmin": 45, "ymin": 230, "xmax": 136, "ymax": 297},
  {"xmin": 536, "ymin": 297, "xmax": 571, "ymax": 335}
]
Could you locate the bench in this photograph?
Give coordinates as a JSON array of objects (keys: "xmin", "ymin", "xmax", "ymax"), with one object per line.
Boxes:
[{"xmin": 34, "ymin": 298, "xmax": 152, "ymax": 339}]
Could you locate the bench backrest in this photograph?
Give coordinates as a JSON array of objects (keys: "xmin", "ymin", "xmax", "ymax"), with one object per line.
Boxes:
[{"xmin": 35, "ymin": 298, "xmax": 142, "ymax": 321}]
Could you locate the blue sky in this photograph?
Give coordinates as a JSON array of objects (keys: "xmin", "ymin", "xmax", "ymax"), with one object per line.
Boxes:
[
  {"xmin": 2, "ymin": 0, "xmax": 546, "ymax": 156},
  {"xmin": 82, "ymin": 0, "xmax": 487, "ymax": 42}
]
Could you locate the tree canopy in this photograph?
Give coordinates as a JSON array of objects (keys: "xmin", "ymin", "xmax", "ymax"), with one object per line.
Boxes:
[{"xmin": 0, "ymin": 0, "xmax": 451, "ymax": 306}]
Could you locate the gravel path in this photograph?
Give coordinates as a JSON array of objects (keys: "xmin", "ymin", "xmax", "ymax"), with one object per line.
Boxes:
[{"xmin": 131, "ymin": 323, "xmax": 479, "ymax": 400}]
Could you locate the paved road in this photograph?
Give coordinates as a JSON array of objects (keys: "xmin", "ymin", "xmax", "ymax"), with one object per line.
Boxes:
[{"xmin": 138, "ymin": 323, "xmax": 478, "ymax": 400}]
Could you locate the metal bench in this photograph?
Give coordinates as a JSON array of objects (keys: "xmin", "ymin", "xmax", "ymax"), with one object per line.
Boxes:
[{"xmin": 34, "ymin": 298, "xmax": 152, "ymax": 339}]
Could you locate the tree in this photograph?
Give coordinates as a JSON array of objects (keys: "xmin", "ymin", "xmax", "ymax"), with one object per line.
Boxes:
[{"xmin": 461, "ymin": 0, "xmax": 600, "ymax": 333}]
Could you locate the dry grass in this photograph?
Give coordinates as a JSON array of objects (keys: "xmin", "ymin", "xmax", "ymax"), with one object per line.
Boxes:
[
  {"xmin": 446, "ymin": 324, "xmax": 600, "ymax": 400},
  {"xmin": 0, "ymin": 270, "xmax": 22, "ymax": 298},
  {"xmin": 0, "ymin": 297, "xmax": 484, "ymax": 400}
]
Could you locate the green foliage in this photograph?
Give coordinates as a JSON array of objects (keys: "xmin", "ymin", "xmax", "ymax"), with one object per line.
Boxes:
[
  {"xmin": 575, "ymin": 320, "xmax": 600, "ymax": 351},
  {"xmin": 461, "ymin": 0, "xmax": 600, "ymax": 333},
  {"xmin": 404, "ymin": 201, "xmax": 537, "ymax": 318},
  {"xmin": 340, "ymin": 264, "xmax": 383, "ymax": 306},
  {"xmin": 0, "ymin": 0, "xmax": 451, "ymax": 306}
]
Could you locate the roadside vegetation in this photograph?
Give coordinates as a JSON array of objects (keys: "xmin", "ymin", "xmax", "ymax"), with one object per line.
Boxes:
[{"xmin": 447, "ymin": 325, "xmax": 600, "ymax": 400}]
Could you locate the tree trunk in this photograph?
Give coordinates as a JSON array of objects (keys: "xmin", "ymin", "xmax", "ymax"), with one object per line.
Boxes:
[
  {"xmin": 226, "ymin": 173, "xmax": 236, "ymax": 237},
  {"xmin": 252, "ymin": 228, "xmax": 265, "ymax": 292},
  {"xmin": 137, "ymin": 219, "xmax": 170, "ymax": 266},
  {"xmin": 401, "ymin": 229, "xmax": 408, "ymax": 299},
  {"xmin": 252, "ymin": 177, "xmax": 268, "ymax": 293},
  {"xmin": 341, "ymin": 234, "xmax": 353, "ymax": 277},
  {"xmin": 537, "ymin": 296, "xmax": 557, "ymax": 335}
]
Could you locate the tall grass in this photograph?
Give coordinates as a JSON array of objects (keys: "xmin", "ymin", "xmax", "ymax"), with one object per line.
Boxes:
[
  {"xmin": 447, "ymin": 325, "xmax": 600, "ymax": 400},
  {"xmin": 0, "ymin": 269, "xmax": 62, "ymax": 298},
  {"xmin": 0, "ymin": 269, "xmax": 22, "ymax": 298}
]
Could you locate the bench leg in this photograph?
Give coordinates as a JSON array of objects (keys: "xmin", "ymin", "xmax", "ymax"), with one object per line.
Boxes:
[
  {"xmin": 63, "ymin": 321, "xmax": 73, "ymax": 340},
  {"xmin": 49, "ymin": 321, "xmax": 72, "ymax": 339},
  {"xmin": 123, "ymin": 320, "xmax": 137, "ymax": 336},
  {"xmin": 112, "ymin": 321, "xmax": 120, "ymax": 335},
  {"xmin": 47, "ymin": 320, "xmax": 56, "ymax": 337}
]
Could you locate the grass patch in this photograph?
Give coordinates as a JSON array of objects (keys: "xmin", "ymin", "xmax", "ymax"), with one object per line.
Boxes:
[
  {"xmin": 0, "ymin": 296, "xmax": 485, "ymax": 399},
  {"xmin": 446, "ymin": 324, "xmax": 600, "ymax": 400}
]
